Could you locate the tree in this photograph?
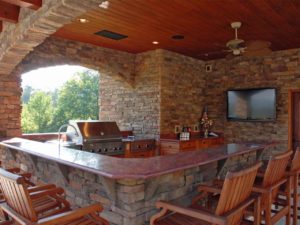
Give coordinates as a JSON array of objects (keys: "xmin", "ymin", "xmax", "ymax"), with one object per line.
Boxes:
[
  {"xmin": 50, "ymin": 70, "xmax": 99, "ymax": 131},
  {"xmin": 22, "ymin": 85, "xmax": 33, "ymax": 104},
  {"xmin": 21, "ymin": 91, "xmax": 54, "ymax": 133}
]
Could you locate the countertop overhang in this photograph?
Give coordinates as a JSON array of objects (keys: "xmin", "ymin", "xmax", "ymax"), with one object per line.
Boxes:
[{"xmin": 0, "ymin": 138, "xmax": 274, "ymax": 179}]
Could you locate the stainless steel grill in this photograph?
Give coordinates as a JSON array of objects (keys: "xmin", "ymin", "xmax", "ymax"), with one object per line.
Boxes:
[{"xmin": 66, "ymin": 120, "xmax": 124, "ymax": 156}]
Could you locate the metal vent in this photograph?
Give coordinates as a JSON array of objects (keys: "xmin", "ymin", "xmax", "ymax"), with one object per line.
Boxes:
[{"xmin": 94, "ymin": 30, "xmax": 128, "ymax": 40}]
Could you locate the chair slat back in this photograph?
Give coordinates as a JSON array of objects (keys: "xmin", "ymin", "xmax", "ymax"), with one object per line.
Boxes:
[
  {"xmin": 261, "ymin": 150, "xmax": 292, "ymax": 209},
  {"xmin": 215, "ymin": 162, "xmax": 261, "ymax": 224},
  {"xmin": 290, "ymin": 147, "xmax": 300, "ymax": 172},
  {"xmin": 262, "ymin": 151, "xmax": 292, "ymax": 187},
  {"xmin": 0, "ymin": 168, "xmax": 37, "ymax": 221}
]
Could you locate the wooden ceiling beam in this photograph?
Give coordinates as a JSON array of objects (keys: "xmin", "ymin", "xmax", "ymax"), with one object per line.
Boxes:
[
  {"xmin": 1, "ymin": 0, "xmax": 42, "ymax": 10},
  {"xmin": 0, "ymin": 1, "xmax": 19, "ymax": 23}
]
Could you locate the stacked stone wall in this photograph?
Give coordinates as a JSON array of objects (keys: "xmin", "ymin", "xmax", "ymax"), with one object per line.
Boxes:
[
  {"xmin": 160, "ymin": 51, "xmax": 206, "ymax": 134},
  {"xmin": 99, "ymin": 50, "xmax": 162, "ymax": 139},
  {"xmin": 0, "ymin": 146, "xmax": 224, "ymax": 225},
  {"xmin": 205, "ymin": 49, "xmax": 300, "ymax": 147}
]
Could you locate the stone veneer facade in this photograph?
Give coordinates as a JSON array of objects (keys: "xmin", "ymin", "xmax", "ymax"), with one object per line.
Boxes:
[
  {"xmin": 0, "ymin": 144, "xmax": 259, "ymax": 225},
  {"xmin": 1, "ymin": 35, "xmax": 300, "ymax": 147},
  {"xmin": 0, "ymin": 0, "xmax": 107, "ymax": 137},
  {"xmin": 205, "ymin": 49, "xmax": 300, "ymax": 147}
]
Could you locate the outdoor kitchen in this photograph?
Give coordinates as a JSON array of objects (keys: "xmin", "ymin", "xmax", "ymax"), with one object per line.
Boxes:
[
  {"xmin": 0, "ymin": 1, "xmax": 299, "ymax": 225},
  {"xmin": 53, "ymin": 120, "xmax": 156, "ymax": 158}
]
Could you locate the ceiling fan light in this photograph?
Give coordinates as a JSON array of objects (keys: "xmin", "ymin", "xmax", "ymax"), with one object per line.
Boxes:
[{"xmin": 233, "ymin": 49, "xmax": 240, "ymax": 55}]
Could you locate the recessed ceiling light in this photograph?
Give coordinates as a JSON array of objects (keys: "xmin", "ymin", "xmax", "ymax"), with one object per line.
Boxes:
[
  {"xmin": 99, "ymin": 1, "xmax": 109, "ymax": 9},
  {"xmin": 152, "ymin": 41, "xmax": 159, "ymax": 45},
  {"xmin": 78, "ymin": 18, "xmax": 89, "ymax": 23}
]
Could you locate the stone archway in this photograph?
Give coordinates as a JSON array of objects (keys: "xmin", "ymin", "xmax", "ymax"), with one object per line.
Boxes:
[
  {"xmin": 0, "ymin": 0, "xmax": 105, "ymax": 75},
  {"xmin": 2, "ymin": 36, "xmax": 137, "ymax": 137}
]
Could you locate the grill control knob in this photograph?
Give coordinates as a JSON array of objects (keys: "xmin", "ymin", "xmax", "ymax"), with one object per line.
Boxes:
[
  {"xmin": 104, "ymin": 148, "xmax": 108, "ymax": 152},
  {"xmin": 114, "ymin": 147, "xmax": 117, "ymax": 151},
  {"xmin": 99, "ymin": 148, "xmax": 102, "ymax": 152}
]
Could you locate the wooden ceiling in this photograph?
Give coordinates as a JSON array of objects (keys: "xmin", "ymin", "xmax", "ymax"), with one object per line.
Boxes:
[
  {"xmin": 0, "ymin": 0, "xmax": 42, "ymax": 31},
  {"xmin": 8, "ymin": 0, "xmax": 300, "ymax": 60}
]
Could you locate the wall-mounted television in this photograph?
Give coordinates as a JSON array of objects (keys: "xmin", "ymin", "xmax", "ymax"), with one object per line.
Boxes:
[{"xmin": 227, "ymin": 88, "xmax": 276, "ymax": 121}]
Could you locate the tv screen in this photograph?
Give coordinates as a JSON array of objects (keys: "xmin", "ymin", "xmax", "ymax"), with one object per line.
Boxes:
[{"xmin": 227, "ymin": 88, "xmax": 276, "ymax": 121}]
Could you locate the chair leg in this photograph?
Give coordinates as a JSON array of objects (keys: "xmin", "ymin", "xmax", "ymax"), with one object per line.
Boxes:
[
  {"xmin": 293, "ymin": 174, "xmax": 299, "ymax": 225},
  {"xmin": 265, "ymin": 194, "xmax": 272, "ymax": 225},
  {"xmin": 254, "ymin": 195, "xmax": 261, "ymax": 225},
  {"xmin": 286, "ymin": 177, "xmax": 291, "ymax": 225}
]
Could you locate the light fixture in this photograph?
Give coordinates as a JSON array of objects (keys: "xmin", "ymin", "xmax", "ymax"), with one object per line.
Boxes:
[
  {"xmin": 78, "ymin": 18, "xmax": 89, "ymax": 23},
  {"xmin": 99, "ymin": 1, "xmax": 109, "ymax": 9},
  {"xmin": 152, "ymin": 41, "xmax": 159, "ymax": 45}
]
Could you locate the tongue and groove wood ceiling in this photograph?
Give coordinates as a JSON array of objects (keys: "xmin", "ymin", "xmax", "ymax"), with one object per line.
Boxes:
[{"xmin": 2, "ymin": 0, "xmax": 300, "ymax": 60}]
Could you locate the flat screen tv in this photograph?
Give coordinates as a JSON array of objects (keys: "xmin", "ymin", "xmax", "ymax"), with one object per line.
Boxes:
[{"xmin": 227, "ymin": 88, "xmax": 276, "ymax": 121}]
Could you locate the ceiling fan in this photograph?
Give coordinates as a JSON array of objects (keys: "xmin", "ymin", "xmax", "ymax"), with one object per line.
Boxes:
[
  {"xmin": 199, "ymin": 22, "xmax": 272, "ymax": 59},
  {"xmin": 225, "ymin": 21, "xmax": 272, "ymax": 57},
  {"xmin": 226, "ymin": 21, "xmax": 246, "ymax": 56}
]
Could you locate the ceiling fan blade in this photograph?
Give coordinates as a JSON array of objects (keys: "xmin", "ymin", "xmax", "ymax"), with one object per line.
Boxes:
[
  {"xmin": 245, "ymin": 40, "xmax": 271, "ymax": 51},
  {"xmin": 243, "ymin": 48, "xmax": 272, "ymax": 56}
]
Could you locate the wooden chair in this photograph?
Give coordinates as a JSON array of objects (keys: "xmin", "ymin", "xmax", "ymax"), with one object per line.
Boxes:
[
  {"xmin": 274, "ymin": 148, "xmax": 300, "ymax": 225},
  {"xmin": 0, "ymin": 168, "xmax": 71, "ymax": 221},
  {"xmin": 150, "ymin": 162, "xmax": 262, "ymax": 225},
  {"xmin": 0, "ymin": 168, "xmax": 109, "ymax": 225},
  {"xmin": 252, "ymin": 150, "xmax": 292, "ymax": 225},
  {"xmin": 0, "ymin": 161, "xmax": 35, "ymax": 190},
  {"xmin": 0, "ymin": 163, "xmax": 35, "ymax": 225}
]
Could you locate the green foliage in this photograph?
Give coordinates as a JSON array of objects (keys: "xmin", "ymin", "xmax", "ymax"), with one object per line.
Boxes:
[
  {"xmin": 51, "ymin": 70, "xmax": 99, "ymax": 131},
  {"xmin": 21, "ymin": 70, "xmax": 99, "ymax": 133},
  {"xmin": 21, "ymin": 91, "xmax": 54, "ymax": 133},
  {"xmin": 22, "ymin": 85, "xmax": 33, "ymax": 104}
]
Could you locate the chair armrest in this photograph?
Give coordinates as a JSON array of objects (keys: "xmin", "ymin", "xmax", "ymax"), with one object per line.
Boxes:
[
  {"xmin": 0, "ymin": 203, "xmax": 33, "ymax": 225},
  {"xmin": 252, "ymin": 186, "xmax": 270, "ymax": 194},
  {"xmin": 252, "ymin": 177, "xmax": 288, "ymax": 194},
  {"xmin": 197, "ymin": 185, "xmax": 222, "ymax": 194},
  {"xmin": 27, "ymin": 184, "xmax": 57, "ymax": 193},
  {"xmin": 36, "ymin": 204, "xmax": 105, "ymax": 225},
  {"xmin": 154, "ymin": 201, "xmax": 226, "ymax": 225},
  {"xmin": 29, "ymin": 187, "xmax": 65, "ymax": 199}
]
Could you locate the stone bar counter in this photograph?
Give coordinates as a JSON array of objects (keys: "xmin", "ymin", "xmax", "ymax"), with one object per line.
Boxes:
[{"xmin": 0, "ymin": 138, "xmax": 274, "ymax": 225}]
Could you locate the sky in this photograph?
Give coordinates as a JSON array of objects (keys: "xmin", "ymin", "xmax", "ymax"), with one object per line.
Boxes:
[{"xmin": 21, "ymin": 65, "xmax": 88, "ymax": 91}]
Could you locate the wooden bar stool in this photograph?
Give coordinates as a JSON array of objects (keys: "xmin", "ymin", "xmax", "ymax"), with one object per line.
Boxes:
[
  {"xmin": 252, "ymin": 150, "xmax": 292, "ymax": 225},
  {"xmin": 150, "ymin": 162, "xmax": 262, "ymax": 225},
  {"xmin": 0, "ymin": 168, "xmax": 109, "ymax": 225},
  {"xmin": 274, "ymin": 148, "xmax": 300, "ymax": 225}
]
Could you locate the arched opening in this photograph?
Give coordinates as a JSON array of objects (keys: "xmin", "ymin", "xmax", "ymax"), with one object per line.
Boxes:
[{"xmin": 21, "ymin": 65, "xmax": 100, "ymax": 134}]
